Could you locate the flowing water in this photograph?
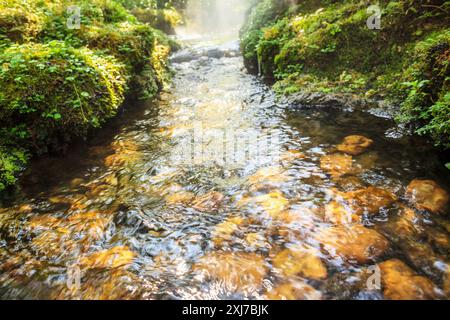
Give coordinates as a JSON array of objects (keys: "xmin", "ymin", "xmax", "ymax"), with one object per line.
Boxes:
[{"xmin": 0, "ymin": 35, "xmax": 449, "ymax": 300}]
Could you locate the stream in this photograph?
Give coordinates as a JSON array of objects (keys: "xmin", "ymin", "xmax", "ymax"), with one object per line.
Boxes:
[{"xmin": 0, "ymin": 35, "xmax": 449, "ymax": 300}]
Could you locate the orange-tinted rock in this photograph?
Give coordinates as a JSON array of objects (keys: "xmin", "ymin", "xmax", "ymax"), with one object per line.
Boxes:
[
  {"xmin": 335, "ymin": 175, "xmax": 365, "ymax": 192},
  {"xmin": 406, "ymin": 179, "xmax": 449, "ymax": 213},
  {"xmin": 244, "ymin": 232, "xmax": 267, "ymax": 250},
  {"xmin": 212, "ymin": 216, "xmax": 245, "ymax": 247},
  {"xmin": 237, "ymin": 191, "xmax": 289, "ymax": 218},
  {"xmin": 316, "ymin": 225, "xmax": 389, "ymax": 264},
  {"xmin": 444, "ymin": 267, "xmax": 450, "ymax": 297},
  {"xmin": 192, "ymin": 191, "xmax": 224, "ymax": 212},
  {"xmin": 324, "ymin": 201, "xmax": 361, "ymax": 225},
  {"xmin": 320, "ymin": 153, "xmax": 353, "ymax": 178},
  {"xmin": 279, "ymin": 150, "xmax": 306, "ymax": 162},
  {"xmin": 337, "ymin": 135, "xmax": 373, "ymax": 156},
  {"xmin": 193, "ymin": 252, "xmax": 268, "ymax": 290},
  {"xmin": 383, "ymin": 206, "xmax": 422, "ymax": 239},
  {"xmin": 165, "ymin": 191, "xmax": 195, "ymax": 205},
  {"xmin": 272, "ymin": 246, "xmax": 327, "ymax": 280},
  {"xmin": 247, "ymin": 166, "xmax": 288, "ymax": 191},
  {"xmin": 339, "ymin": 186, "xmax": 397, "ymax": 216},
  {"xmin": 80, "ymin": 246, "xmax": 136, "ymax": 270},
  {"xmin": 265, "ymin": 281, "xmax": 322, "ymax": 300},
  {"xmin": 378, "ymin": 259, "xmax": 437, "ymax": 300}
]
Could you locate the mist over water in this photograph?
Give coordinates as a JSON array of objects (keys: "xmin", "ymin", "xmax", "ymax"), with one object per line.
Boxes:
[{"xmin": 180, "ymin": 0, "xmax": 253, "ymax": 37}]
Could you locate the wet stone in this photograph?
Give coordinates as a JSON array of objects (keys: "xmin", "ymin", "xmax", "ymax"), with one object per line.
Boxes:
[
  {"xmin": 265, "ymin": 281, "xmax": 322, "ymax": 300},
  {"xmin": 378, "ymin": 259, "xmax": 437, "ymax": 300},
  {"xmin": 80, "ymin": 246, "xmax": 136, "ymax": 270},
  {"xmin": 406, "ymin": 179, "xmax": 449, "ymax": 213},
  {"xmin": 320, "ymin": 153, "xmax": 353, "ymax": 178},
  {"xmin": 316, "ymin": 225, "xmax": 390, "ymax": 264},
  {"xmin": 272, "ymin": 246, "xmax": 328, "ymax": 280},
  {"xmin": 192, "ymin": 191, "xmax": 224, "ymax": 212},
  {"xmin": 336, "ymin": 186, "xmax": 397, "ymax": 216},
  {"xmin": 337, "ymin": 135, "xmax": 373, "ymax": 156},
  {"xmin": 193, "ymin": 252, "xmax": 268, "ymax": 291}
]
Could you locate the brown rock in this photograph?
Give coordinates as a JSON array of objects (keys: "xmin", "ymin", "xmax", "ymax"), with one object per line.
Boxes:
[
  {"xmin": 266, "ymin": 281, "xmax": 322, "ymax": 300},
  {"xmin": 406, "ymin": 179, "xmax": 449, "ymax": 213},
  {"xmin": 193, "ymin": 252, "xmax": 268, "ymax": 290},
  {"xmin": 192, "ymin": 191, "xmax": 224, "ymax": 212},
  {"xmin": 212, "ymin": 216, "xmax": 245, "ymax": 247},
  {"xmin": 272, "ymin": 246, "xmax": 327, "ymax": 280},
  {"xmin": 378, "ymin": 259, "xmax": 437, "ymax": 300},
  {"xmin": 339, "ymin": 186, "xmax": 397, "ymax": 216},
  {"xmin": 316, "ymin": 225, "xmax": 389, "ymax": 264},
  {"xmin": 337, "ymin": 135, "xmax": 373, "ymax": 156},
  {"xmin": 324, "ymin": 201, "xmax": 361, "ymax": 225},
  {"xmin": 320, "ymin": 153, "xmax": 353, "ymax": 178},
  {"xmin": 80, "ymin": 246, "xmax": 136, "ymax": 270}
]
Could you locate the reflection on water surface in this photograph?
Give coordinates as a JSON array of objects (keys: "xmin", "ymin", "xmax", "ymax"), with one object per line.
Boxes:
[{"xmin": 0, "ymin": 37, "xmax": 449, "ymax": 300}]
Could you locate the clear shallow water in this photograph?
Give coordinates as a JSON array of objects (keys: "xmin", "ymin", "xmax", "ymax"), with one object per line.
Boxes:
[{"xmin": 0, "ymin": 37, "xmax": 449, "ymax": 300}]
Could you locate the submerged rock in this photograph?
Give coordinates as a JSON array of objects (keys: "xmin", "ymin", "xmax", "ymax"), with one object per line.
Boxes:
[
  {"xmin": 324, "ymin": 201, "xmax": 361, "ymax": 225},
  {"xmin": 320, "ymin": 153, "xmax": 353, "ymax": 178},
  {"xmin": 80, "ymin": 246, "xmax": 136, "ymax": 270},
  {"xmin": 193, "ymin": 252, "xmax": 268, "ymax": 291},
  {"xmin": 335, "ymin": 186, "xmax": 397, "ymax": 216},
  {"xmin": 240, "ymin": 191, "xmax": 290, "ymax": 218},
  {"xmin": 406, "ymin": 179, "xmax": 449, "ymax": 213},
  {"xmin": 272, "ymin": 246, "xmax": 328, "ymax": 280},
  {"xmin": 212, "ymin": 216, "xmax": 246, "ymax": 247},
  {"xmin": 165, "ymin": 191, "xmax": 195, "ymax": 205},
  {"xmin": 247, "ymin": 166, "xmax": 289, "ymax": 192},
  {"xmin": 192, "ymin": 191, "xmax": 224, "ymax": 212},
  {"xmin": 337, "ymin": 135, "xmax": 373, "ymax": 156},
  {"xmin": 378, "ymin": 259, "xmax": 437, "ymax": 300},
  {"xmin": 316, "ymin": 225, "xmax": 389, "ymax": 264},
  {"xmin": 265, "ymin": 281, "xmax": 322, "ymax": 300}
]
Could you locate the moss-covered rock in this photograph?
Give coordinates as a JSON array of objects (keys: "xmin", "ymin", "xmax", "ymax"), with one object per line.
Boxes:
[
  {"xmin": 0, "ymin": 41, "xmax": 127, "ymax": 152},
  {"xmin": 240, "ymin": 0, "xmax": 450, "ymax": 148},
  {"xmin": 0, "ymin": 0, "xmax": 178, "ymax": 192}
]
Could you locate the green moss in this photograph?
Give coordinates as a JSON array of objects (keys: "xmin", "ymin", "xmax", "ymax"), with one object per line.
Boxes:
[
  {"xmin": 0, "ymin": 146, "xmax": 27, "ymax": 192},
  {"xmin": 0, "ymin": 2, "xmax": 45, "ymax": 42},
  {"xmin": 131, "ymin": 7, "xmax": 182, "ymax": 34},
  {"xmin": 0, "ymin": 1, "xmax": 178, "ymax": 191},
  {"xmin": 241, "ymin": 0, "xmax": 450, "ymax": 148},
  {"xmin": 0, "ymin": 41, "xmax": 127, "ymax": 154},
  {"xmin": 397, "ymin": 31, "xmax": 450, "ymax": 148}
]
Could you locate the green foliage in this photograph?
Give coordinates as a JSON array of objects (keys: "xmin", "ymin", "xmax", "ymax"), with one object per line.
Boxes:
[
  {"xmin": 0, "ymin": 41, "xmax": 127, "ymax": 153},
  {"xmin": 397, "ymin": 31, "xmax": 450, "ymax": 148},
  {"xmin": 0, "ymin": 0, "xmax": 177, "ymax": 192},
  {"xmin": 241, "ymin": 0, "xmax": 450, "ymax": 148},
  {"xmin": 0, "ymin": 145, "xmax": 27, "ymax": 192}
]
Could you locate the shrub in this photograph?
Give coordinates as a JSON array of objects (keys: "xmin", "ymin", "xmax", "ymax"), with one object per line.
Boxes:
[{"xmin": 398, "ymin": 31, "xmax": 450, "ymax": 148}]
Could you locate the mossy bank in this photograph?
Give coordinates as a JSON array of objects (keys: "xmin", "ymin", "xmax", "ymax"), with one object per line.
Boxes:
[
  {"xmin": 240, "ymin": 0, "xmax": 449, "ymax": 151},
  {"xmin": 0, "ymin": 0, "xmax": 182, "ymax": 192}
]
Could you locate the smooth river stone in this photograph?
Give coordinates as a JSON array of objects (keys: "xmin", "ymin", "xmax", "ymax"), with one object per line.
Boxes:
[
  {"xmin": 315, "ymin": 225, "xmax": 389, "ymax": 264},
  {"xmin": 80, "ymin": 246, "xmax": 136, "ymax": 270},
  {"xmin": 378, "ymin": 259, "xmax": 437, "ymax": 300},
  {"xmin": 320, "ymin": 153, "xmax": 353, "ymax": 178},
  {"xmin": 272, "ymin": 246, "xmax": 328, "ymax": 280},
  {"xmin": 211, "ymin": 216, "xmax": 245, "ymax": 247},
  {"xmin": 406, "ymin": 179, "xmax": 449, "ymax": 213},
  {"xmin": 193, "ymin": 252, "xmax": 268, "ymax": 290},
  {"xmin": 265, "ymin": 281, "xmax": 322, "ymax": 300},
  {"xmin": 324, "ymin": 201, "xmax": 362, "ymax": 225},
  {"xmin": 192, "ymin": 191, "xmax": 224, "ymax": 212},
  {"xmin": 337, "ymin": 186, "xmax": 397, "ymax": 216},
  {"xmin": 336, "ymin": 135, "xmax": 373, "ymax": 156}
]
